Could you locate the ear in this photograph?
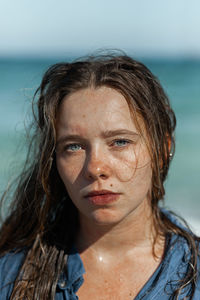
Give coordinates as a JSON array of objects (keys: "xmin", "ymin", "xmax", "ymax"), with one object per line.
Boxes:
[
  {"xmin": 167, "ymin": 135, "xmax": 174, "ymax": 160},
  {"xmin": 159, "ymin": 135, "xmax": 173, "ymax": 169}
]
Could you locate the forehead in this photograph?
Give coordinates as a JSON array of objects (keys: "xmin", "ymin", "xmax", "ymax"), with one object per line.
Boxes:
[{"xmin": 56, "ymin": 87, "xmax": 143, "ymax": 135}]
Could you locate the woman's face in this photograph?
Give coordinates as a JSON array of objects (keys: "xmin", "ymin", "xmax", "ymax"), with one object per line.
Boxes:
[{"xmin": 56, "ymin": 86, "xmax": 152, "ymax": 226}]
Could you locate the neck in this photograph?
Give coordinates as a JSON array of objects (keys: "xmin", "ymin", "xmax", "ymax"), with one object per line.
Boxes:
[{"xmin": 76, "ymin": 201, "xmax": 158, "ymax": 257}]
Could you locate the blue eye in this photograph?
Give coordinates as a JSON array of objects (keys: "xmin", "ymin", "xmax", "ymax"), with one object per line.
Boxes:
[
  {"xmin": 113, "ymin": 139, "xmax": 130, "ymax": 147},
  {"xmin": 65, "ymin": 144, "xmax": 82, "ymax": 152}
]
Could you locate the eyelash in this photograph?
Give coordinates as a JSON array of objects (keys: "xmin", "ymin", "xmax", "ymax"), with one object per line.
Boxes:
[
  {"xmin": 112, "ymin": 139, "xmax": 131, "ymax": 147},
  {"xmin": 63, "ymin": 144, "xmax": 82, "ymax": 152},
  {"xmin": 63, "ymin": 139, "xmax": 132, "ymax": 153}
]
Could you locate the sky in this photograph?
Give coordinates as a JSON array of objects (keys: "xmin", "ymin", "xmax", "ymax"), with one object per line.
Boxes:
[{"xmin": 0, "ymin": 0, "xmax": 200, "ymax": 58}]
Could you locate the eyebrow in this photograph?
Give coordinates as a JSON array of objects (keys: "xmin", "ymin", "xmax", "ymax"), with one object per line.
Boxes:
[
  {"xmin": 56, "ymin": 129, "xmax": 140, "ymax": 146},
  {"xmin": 101, "ymin": 129, "xmax": 139, "ymax": 138},
  {"xmin": 56, "ymin": 135, "xmax": 85, "ymax": 147}
]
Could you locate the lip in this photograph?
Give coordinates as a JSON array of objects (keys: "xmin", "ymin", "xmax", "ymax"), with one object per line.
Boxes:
[
  {"xmin": 84, "ymin": 190, "xmax": 120, "ymax": 205},
  {"xmin": 84, "ymin": 189, "xmax": 118, "ymax": 197}
]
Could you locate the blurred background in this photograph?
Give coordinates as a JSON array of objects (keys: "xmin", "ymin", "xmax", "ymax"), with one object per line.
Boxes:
[{"xmin": 0, "ymin": 0, "xmax": 199, "ymax": 232}]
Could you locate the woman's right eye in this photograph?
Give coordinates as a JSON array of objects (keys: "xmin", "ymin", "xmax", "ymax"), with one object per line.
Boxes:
[{"xmin": 63, "ymin": 143, "xmax": 83, "ymax": 152}]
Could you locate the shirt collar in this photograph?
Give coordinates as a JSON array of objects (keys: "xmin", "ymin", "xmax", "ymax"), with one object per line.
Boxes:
[{"xmin": 57, "ymin": 246, "xmax": 85, "ymax": 292}]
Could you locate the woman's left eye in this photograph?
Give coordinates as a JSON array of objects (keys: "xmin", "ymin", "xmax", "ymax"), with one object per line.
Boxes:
[{"xmin": 112, "ymin": 139, "xmax": 130, "ymax": 147}]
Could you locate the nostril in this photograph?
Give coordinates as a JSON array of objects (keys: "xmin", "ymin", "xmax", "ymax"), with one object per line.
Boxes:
[
  {"xmin": 99, "ymin": 173, "xmax": 107, "ymax": 178},
  {"xmin": 88, "ymin": 172, "xmax": 108, "ymax": 180}
]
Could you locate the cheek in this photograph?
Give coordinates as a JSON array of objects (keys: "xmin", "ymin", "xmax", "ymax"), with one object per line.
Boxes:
[
  {"xmin": 112, "ymin": 153, "xmax": 136, "ymax": 182},
  {"xmin": 131, "ymin": 160, "xmax": 152, "ymax": 199},
  {"xmin": 56, "ymin": 156, "xmax": 82, "ymax": 186},
  {"xmin": 112, "ymin": 146, "xmax": 151, "ymax": 183}
]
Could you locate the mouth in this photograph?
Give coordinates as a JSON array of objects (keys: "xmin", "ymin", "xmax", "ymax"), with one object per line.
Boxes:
[{"xmin": 84, "ymin": 190, "xmax": 121, "ymax": 205}]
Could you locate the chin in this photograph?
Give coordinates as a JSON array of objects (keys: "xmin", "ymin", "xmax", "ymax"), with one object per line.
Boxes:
[{"xmin": 89, "ymin": 209, "xmax": 124, "ymax": 226}]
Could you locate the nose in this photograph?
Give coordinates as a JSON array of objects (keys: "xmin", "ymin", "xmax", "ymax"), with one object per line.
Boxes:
[{"xmin": 84, "ymin": 147, "xmax": 111, "ymax": 181}]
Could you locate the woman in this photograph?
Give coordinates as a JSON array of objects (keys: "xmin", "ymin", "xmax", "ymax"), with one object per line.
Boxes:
[{"xmin": 0, "ymin": 53, "xmax": 199, "ymax": 299}]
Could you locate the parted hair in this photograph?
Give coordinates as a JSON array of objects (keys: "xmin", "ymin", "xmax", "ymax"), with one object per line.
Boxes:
[{"xmin": 0, "ymin": 52, "xmax": 199, "ymax": 299}]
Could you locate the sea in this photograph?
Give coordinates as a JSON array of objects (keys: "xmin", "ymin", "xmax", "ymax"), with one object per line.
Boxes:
[{"xmin": 0, "ymin": 56, "xmax": 200, "ymax": 233}]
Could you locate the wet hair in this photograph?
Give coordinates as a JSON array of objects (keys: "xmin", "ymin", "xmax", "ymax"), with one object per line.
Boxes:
[{"xmin": 0, "ymin": 52, "xmax": 199, "ymax": 299}]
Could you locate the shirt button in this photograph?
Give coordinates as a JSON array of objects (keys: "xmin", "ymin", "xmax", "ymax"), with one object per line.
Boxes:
[{"xmin": 60, "ymin": 280, "xmax": 67, "ymax": 288}]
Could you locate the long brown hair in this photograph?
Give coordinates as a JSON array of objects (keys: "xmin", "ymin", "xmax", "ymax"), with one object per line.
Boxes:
[{"xmin": 0, "ymin": 53, "xmax": 199, "ymax": 299}]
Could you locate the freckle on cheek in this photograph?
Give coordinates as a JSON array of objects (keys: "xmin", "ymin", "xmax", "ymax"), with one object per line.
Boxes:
[{"xmin": 110, "ymin": 184, "xmax": 113, "ymax": 187}]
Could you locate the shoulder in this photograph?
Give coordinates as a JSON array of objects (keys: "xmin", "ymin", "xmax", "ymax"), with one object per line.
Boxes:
[
  {"xmin": 161, "ymin": 208, "xmax": 199, "ymax": 241},
  {"xmin": 160, "ymin": 209, "xmax": 200, "ymax": 297},
  {"xmin": 161, "ymin": 208, "xmax": 200, "ymax": 258},
  {"xmin": 0, "ymin": 249, "xmax": 26, "ymax": 299}
]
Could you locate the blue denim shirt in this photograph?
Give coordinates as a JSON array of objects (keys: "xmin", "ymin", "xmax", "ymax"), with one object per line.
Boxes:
[{"xmin": 0, "ymin": 212, "xmax": 200, "ymax": 299}]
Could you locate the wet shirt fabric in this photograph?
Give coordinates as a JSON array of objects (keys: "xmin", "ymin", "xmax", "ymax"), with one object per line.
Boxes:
[{"xmin": 0, "ymin": 211, "xmax": 200, "ymax": 299}]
